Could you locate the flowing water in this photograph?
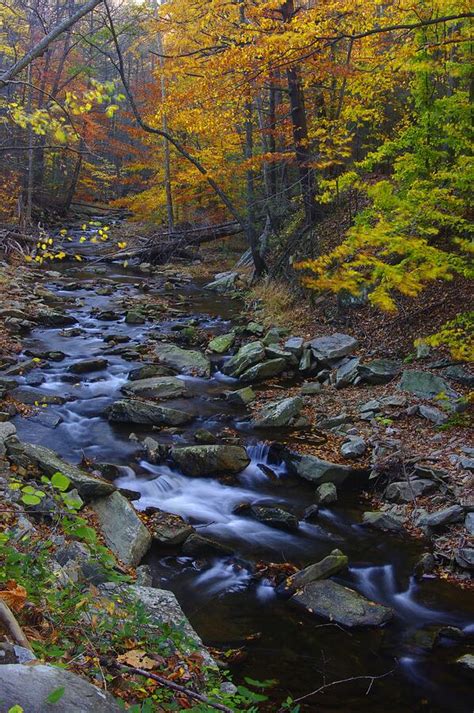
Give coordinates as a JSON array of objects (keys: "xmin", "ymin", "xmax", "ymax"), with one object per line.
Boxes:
[{"xmin": 11, "ymin": 223, "xmax": 473, "ymax": 711}]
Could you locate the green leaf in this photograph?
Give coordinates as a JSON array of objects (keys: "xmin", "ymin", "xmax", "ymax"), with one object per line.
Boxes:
[
  {"xmin": 45, "ymin": 687, "xmax": 65, "ymax": 704},
  {"xmin": 51, "ymin": 472, "xmax": 71, "ymax": 492},
  {"xmin": 8, "ymin": 706, "xmax": 24, "ymax": 713},
  {"xmin": 21, "ymin": 494, "xmax": 41, "ymax": 505}
]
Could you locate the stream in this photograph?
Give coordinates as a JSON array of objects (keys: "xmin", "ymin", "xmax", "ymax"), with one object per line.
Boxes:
[{"xmin": 11, "ymin": 222, "xmax": 474, "ymax": 712}]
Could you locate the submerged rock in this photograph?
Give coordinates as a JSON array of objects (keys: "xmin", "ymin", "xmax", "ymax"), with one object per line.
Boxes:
[
  {"xmin": 252, "ymin": 396, "xmax": 303, "ymax": 428},
  {"xmin": 107, "ymin": 399, "xmax": 193, "ymax": 426},
  {"xmin": 0, "ymin": 664, "xmax": 123, "ymax": 713},
  {"xmin": 121, "ymin": 376, "xmax": 187, "ymax": 399},
  {"xmin": 171, "ymin": 444, "xmax": 250, "ymax": 476},
  {"xmin": 154, "ymin": 342, "xmax": 211, "ymax": 377},
  {"xmin": 238, "ymin": 504, "xmax": 299, "ymax": 532},
  {"xmin": 182, "ymin": 533, "xmax": 233, "ymax": 557},
  {"xmin": 69, "ymin": 358, "xmax": 108, "ymax": 374},
  {"xmin": 6, "ymin": 441, "xmax": 115, "ymax": 500},
  {"xmin": 91, "ymin": 491, "xmax": 152, "ymax": 566},
  {"xmin": 291, "ymin": 579, "xmax": 393, "ymax": 627}
]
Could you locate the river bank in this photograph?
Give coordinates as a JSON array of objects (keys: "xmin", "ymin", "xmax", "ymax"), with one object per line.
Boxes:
[{"xmin": 0, "ymin": 225, "xmax": 473, "ymax": 711}]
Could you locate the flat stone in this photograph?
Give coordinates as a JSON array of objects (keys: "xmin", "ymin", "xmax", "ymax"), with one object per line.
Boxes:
[
  {"xmin": 442, "ymin": 365, "xmax": 474, "ymax": 387},
  {"xmin": 418, "ymin": 404, "xmax": 448, "ymax": 425},
  {"xmin": 335, "ymin": 357, "xmax": 360, "ymax": 388},
  {"xmin": 316, "ymin": 412, "xmax": 350, "ymax": 430},
  {"xmin": 222, "ymin": 341, "xmax": 265, "ymax": 378},
  {"xmin": 171, "ymin": 444, "xmax": 249, "ymax": 476},
  {"xmin": 416, "ymin": 505, "xmax": 464, "ymax": 529},
  {"xmin": 385, "ymin": 479, "xmax": 435, "ymax": 503},
  {"xmin": 69, "ymin": 358, "xmax": 108, "ymax": 374},
  {"xmin": 239, "ymin": 358, "xmax": 287, "ymax": 382},
  {"xmin": 291, "ymin": 454, "xmax": 359, "ymax": 486},
  {"xmin": 208, "ymin": 332, "xmax": 235, "ymax": 353},
  {"xmin": 308, "ymin": 333, "xmax": 358, "ymax": 362},
  {"xmin": 284, "ymin": 336, "xmax": 304, "ymax": 357},
  {"xmin": 146, "ymin": 509, "xmax": 194, "ymax": 544},
  {"xmin": 291, "ymin": 579, "xmax": 393, "ymax": 627},
  {"xmin": 6, "ymin": 441, "xmax": 115, "ymax": 500},
  {"xmin": 121, "ymin": 376, "xmax": 187, "ymax": 399},
  {"xmin": 107, "ymin": 399, "xmax": 193, "ymax": 426},
  {"xmin": 358, "ymin": 359, "xmax": 402, "ymax": 384},
  {"xmin": 9, "ymin": 387, "xmax": 66, "ymax": 405},
  {"xmin": 252, "ymin": 396, "xmax": 303, "ymax": 428},
  {"xmin": 91, "ymin": 491, "xmax": 152, "ymax": 566},
  {"xmin": 128, "ymin": 364, "xmax": 176, "ymax": 380},
  {"xmin": 35, "ymin": 310, "xmax": 76, "ymax": 327},
  {"xmin": 399, "ymin": 370, "xmax": 457, "ymax": 399},
  {"xmin": 362, "ymin": 511, "xmax": 404, "ymax": 532},
  {"xmin": 0, "ymin": 664, "xmax": 123, "ymax": 712},
  {"xmin": 182, "ymin": 533, "xmax": 233, "ymax": 557},
  {"xmin": 283, "ymin": 550, "xmax": 348, "ymax": 591},
  {"xmin": 239, "ymin": 504, "xmax": 299, "ymax": 532},
  {"xmin": 155, "ymin": 342, "xmax": 211, "ymax": 377}
]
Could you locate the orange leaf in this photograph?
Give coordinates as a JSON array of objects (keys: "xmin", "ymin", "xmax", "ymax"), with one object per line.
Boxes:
[
  {"xmin": 0, "ymin": 580, "xmax": 27, "ymax": 612},
  {"xmin": 117, "ymin": 649, "xmax": 157, "ymax": 670}
]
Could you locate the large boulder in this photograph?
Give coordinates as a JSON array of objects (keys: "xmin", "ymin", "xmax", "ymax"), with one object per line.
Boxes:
[
  {"xmin": 154, "ymin": 342, "xmax": 211, "ymax": 377},
  {"xmin": 308, "ymin": 333, "xmax": 358, "ymax": 362},
  {"xmin": 0, "ymin": 663, "xmax": 123, "ymax": 712},
  {"xmin": 291, "ymin": 579, "xmax": 393, "ymax": 627},
  {"xmin": 239, "ymin": 358, "xmax": 287, "ymax": 382},
  {"xmin": 222, "ymin": 341, "xmax": 265, "ymax": 378},
  {"xmin": 171, "ymin": 444, "xmax": 249, "ymax": 476},
  {"xmin": 107, "ymin": 399, "xmax": 193, "ymax": 426},
  {"xmin": 358, "ymin": 359, "xmax": 402, "ymax": 385},
  {"xmin": 6, "ymin": 441, "xmax": 115, "ymax": 500},
  {"xmin": 91, "ymin": 491, "xmax": 152, "ymax": 566},
  {"xmin": 290, "ymin": 453, "xmax": 361, "ymax": 486},
  {"xmin": 252, "ymin": 396, "xmax": 303, "ymax": 428},
  {"xmin": 283, "ymin": 549, "xmax": 348, "ymax": 592},
  {"xmin": 121, "ymin": 376, "xmax": 187, "ymax": 400},
  {"xmin": 398, "ymin": 370, "xmax": 457, "ymax": 398}
]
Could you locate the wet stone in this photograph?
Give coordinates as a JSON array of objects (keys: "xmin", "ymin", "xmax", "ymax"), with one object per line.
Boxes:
[
  {"xmin": 315, "ymin": 482, "xmax": 337, "ymax": 504},
  {"xmin": 69, "ymin": 358, "xmax": 108, "ymax": 374}
]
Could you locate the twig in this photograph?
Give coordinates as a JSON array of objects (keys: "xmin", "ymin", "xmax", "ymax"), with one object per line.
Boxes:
[
  {"xmin": 0, "ymin": 600, "xmax": 33, "ymax": 651},
  {"xmin": 281, "ymin": 669, "xmax": 395, "ymax": 708},
  {"xmin": 114, "ymin": 661, "xmax": 233, "ymax": 712}
]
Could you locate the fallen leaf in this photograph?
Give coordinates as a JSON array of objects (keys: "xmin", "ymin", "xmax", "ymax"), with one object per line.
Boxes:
[
  {"xmin": 0, "ymin": 580, "xmax": 27, "ymax": 612},
  {"xmin": 117, "ymin": 649, "xmax": 157, "ymax": 670}
]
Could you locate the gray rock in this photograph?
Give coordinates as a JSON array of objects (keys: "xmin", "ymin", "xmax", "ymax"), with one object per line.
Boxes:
[
  {"xmin": 252, "ymin": 396, "xmax": 303, "ymax": 428},
  {"xmin": 416, "ymin": 505, "xmax": 464, "ymax": 529},
  {"xmin": 315, "ymin": 482, "xmax": 337, "ymax": 504},
  {"xmin": 465, "ymin": 512, "xmax": 474, "ymax": 535},
  {"xmin": 358, "ymin": 359, "xmax": 402, "ymax": 384},
  {"xmin": 456, "ymin": 653, "xmax": 474, "ymax": 673},
  {"xmin": 385, "ymin": 479, "xmax": 435, "ymax": 503},
  {"xmin": 29, "ymin": 411, "xmax": 63, "ymax": 429},
  {"xmin": 284, "ymin": 336, "xmax": 304, "ymax": 356},
  {"xmin": 142, "ymin": 437, "xmax": 169, "ymax": 463},
  {"xmin": 0, "ymin": 642, "xmax": 36, "ymax": 665},
  {"xmin": 9, "ymin": 387, "xmax": 66, "ymax": 405},
  {"xmin": 262, "ymin": 328, "xmax": 282, "ymax": 345},
  {"xmin": 316, "ymin": 412, "xmax": 350, "ymax": 430},
  {"xmin": 6, "ymin": 441, "xmax": 115, "ymax": 500},
  {"xmin": 208, "ymin": 332, "xmax": 235, "ymax": 353},
  {"xmin": 414, "ymin": 552, "xmax": 436, "ymax": 577},
  {"xmin": 36, "ymin": 309, "xmax": 76, "ymax": 326},
  {"xmin": 362, "ymin": 511, "xmax": 404, "ymax": 533},
  {"xmin": 125, "ymin": 310, "xmax": 146, "ymax": 324},
  {"xmin": 91, "ymin": 491, "xmax": 152, "ymax": 566},
  {"xmin": 107, "ymin": 399, "xmax": 193, "ymax": 426},
  {"xmin": 298, "ymin": 348, "xmax": 313, "ymax": 372},
  {"xmin": 399, "ymin": 370, "xmax": 457, "ymax": 399},
  {"xmin": 335, "ymin": 357, "xmax": 360, "ymax": 388},
  {"xmin": 265, "ymin": 345, "xmax": 294, "ymax": 362},
  {"xmin": 300, "ymin": 381, "xmax": 321, "ymax": 395},
  {"xmin": 292, "ymin": 454, "xmax": 359, "ymax": 486},
  {"xmin": 245, "ymin": 321, "xmax": 265, "ymax": 336},
  {"xmin": 205, "ymin": 271, "xmax": 239, "ymax": 293},
  {"xmin": 194, "ymin": 428, "xmax": 217, "ymax": 444},
  {"xmin": 182, "ymin": 533, "xmax": 233, "ymax": 557},
  {"xmin": 154, "ymin": 342, "xmax": 211, "ymax": 377},
  {"xmin": 226, "ymin": 386, "xmax": 256, "ymax": 406},
  {"xmin": 128, "ymin": 364, "xmax": 176, "ymax": 380},
  {"xmin": 135, "ymin": 564, "xmax": 153, "ymax": 586},
  {"xmin": 239, "ymin": 504, "xmax": 299, "ymax": 532},
  {"xmin": 308, "ymin": 333, "xmax": 358, "ymax": 362},
  {"xmin": 291, "ymin": 579, "xmax": 393, "ymax": 627},
  {"xmin": 171, "ymin": 444, "xmax": 249, "ymax": 476},
  {"xmin": 239, "ymin": 358, "xmax": 287, "ymax": 382},
  {"xmin": 359, "ymin": 399, "xmax": 381, "ymax": 413},
  {"xmin": 69, "ymin": 358, "xmax": 108, "ymax": 374},
  {"xmin": 442, "ymin": 365, "xmax": 474, "ymax": 387},
  {"xmin": 121, "ymin": 376, "xmax": 187, "ymax": 399},
  {"xmin": 455, "ymin": 548, "xmax": 474, "ymax": 570},
  {"xmin": 459, "ymin": 456, "xmax": 474, "ymax": 471},
  {"xmin": 340, "ymin": 436, "xmax": 367, "ymax": 459},
  {"xmin": 147, "ymin": 509, "xmax": 194, "ymax": 544},
  {"xmin": 222, "ymin": 341, "xmax": 265, "ymax": 378},
  {"xmin": 0, "ymin": 664, "xmax": 123, "ymax": 712},
  {"xmin": 418, "ymin": 404, "xmax": 448, "ymax": 425},
  {"xmin": 283, "ymin": 549, "xmax": 348, "ymax": 591},
  {"xmin": 0, "ymin": 421, "xmax": 16, "ymax": 455}
]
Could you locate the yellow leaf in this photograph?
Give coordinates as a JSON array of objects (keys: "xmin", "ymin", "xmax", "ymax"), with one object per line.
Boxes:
[{"xmin": 117, "ymin": 649, "xmax": 157, "ymax": 670}]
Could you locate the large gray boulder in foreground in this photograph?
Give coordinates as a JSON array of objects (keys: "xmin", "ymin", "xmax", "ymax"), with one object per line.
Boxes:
[
  {"xmin": 171, "ymin": 444, "xmax": 250, "ymax": 476},
  {"xmin": 0, "ymin": 663, "xmax": 123, "ymax": 712},
  {"xmin": 91, "ymin": 491, "xmax": 152, "ymax": 566},
  {"xmin": 292, "ymin": 579, "xmax": 393, "ymax": 627},
  {"xmin": 6, "ymin": 441, "xmax": 115, "ymax": 500},
  {"xmin": 107, "ymin": 398, "xmax": 193, "ymax": 426}
]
